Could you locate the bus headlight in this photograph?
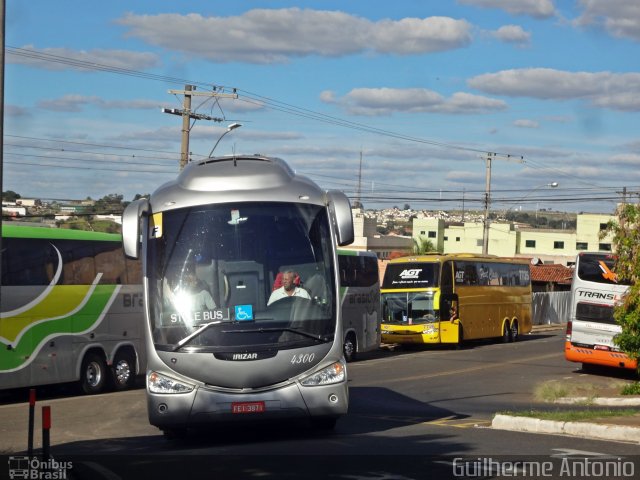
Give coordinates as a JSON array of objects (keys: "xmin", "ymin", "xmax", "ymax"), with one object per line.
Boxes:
[
  {"xmin": 300, "ymin": 362, "xmax": 345, "ymax": 386},
  {"xmin": 148, "ymin": 371, "xmax": 194, "ymax": 394}
]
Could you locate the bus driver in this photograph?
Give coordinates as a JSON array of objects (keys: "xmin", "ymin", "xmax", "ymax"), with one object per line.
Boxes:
[{"xmin": 268, "ymin": 270, "xmax": 311, "ymax": 306}]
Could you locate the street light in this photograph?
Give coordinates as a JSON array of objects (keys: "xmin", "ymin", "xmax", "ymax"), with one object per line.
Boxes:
[
  {"xmin": 506, "ymin": 182, "xmax": 559, "ymax": 216},
  {"xmin": 208, "ymin": 123, "xmax": 242, "ymax": 158}
]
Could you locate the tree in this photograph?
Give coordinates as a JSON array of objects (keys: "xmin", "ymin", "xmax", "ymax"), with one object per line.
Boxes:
[
  {"xmin": 604, "ymin": 203, "xmax": 640, "ymax": 371},
  {"xmin": 2, "ymin": 190, "xmax": 21, "ymax": 202},
  {"xmin": 413, "ymin": 236, "xmax": 436, "ymax": 254}
]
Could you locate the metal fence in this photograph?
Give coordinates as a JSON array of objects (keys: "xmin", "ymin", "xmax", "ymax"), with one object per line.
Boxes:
[{"xmin": 532, "ymin": 291, "xmax": 571, "ymax": 325}]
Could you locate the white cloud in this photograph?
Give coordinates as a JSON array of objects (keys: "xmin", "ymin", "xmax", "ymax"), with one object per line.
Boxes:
[
  {"xmin": 116, "ymin": 9, "xmax": 473, "ymax": 64},
  {"xmin": 609, "ymin": 153, "xmax": 640, "ymax": 166},
  {"xmin": 492, "ymin": 25, "xmax": 531, "ymax": 45},
  {"xmin": 458, "ymin": 0, "xmax": 557, "ymax": 19},
  {"xmin": 7, "ymin": 45, "xmax": 160, "ymax": 71},
  {"xmin": 324, "ymin": 87, "xmax": 507, "ymax": 115},
  {"xmin": 575, "ymin": 0, "xmax": 640, "ymax": 42},
  {"xmin": 320, "ymin": 91, "xmax": 337, "ymax": 104},
  {"xmin": 37, "ymin": 94, "xmax": 164, "ymax": 112},
  {"xmin": 514, "ymin": 119, "xmax": 539, "ymax": 128},
  {"xmin": 468, "ymin": 68, "xmax": 640, "ymax": 111}
]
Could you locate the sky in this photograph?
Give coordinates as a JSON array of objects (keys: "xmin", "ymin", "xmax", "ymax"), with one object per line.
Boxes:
[{"xmin": 3, "ymin": 0, "xmax": 640, "ymax": 214}]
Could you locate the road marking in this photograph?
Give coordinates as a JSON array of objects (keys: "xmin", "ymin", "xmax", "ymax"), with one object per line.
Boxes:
[
  {"xmin": 363, "ymin": 352, "xmax": 560, "ymax": 384},
  {"xmin": 422, "ymin": 416, "xmax": 492, "ymax": 428},
  {"xmin": 551, "ymin": 448, "xmax": 621, "ymax": 459}
]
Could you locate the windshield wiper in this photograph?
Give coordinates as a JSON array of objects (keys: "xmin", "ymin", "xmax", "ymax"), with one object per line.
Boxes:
[
  {"xmin": 172, "ymin": 320, "xmax": 232, "ymax": 352},
  {"xmin": 224, "ymin": 327, "xmax": 332, "ymax": 343}
]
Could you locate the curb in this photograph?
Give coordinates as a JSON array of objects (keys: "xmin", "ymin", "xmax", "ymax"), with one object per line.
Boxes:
[
  {"xmin": 555, "ymin": 397, "xmax": 640, "ymax": 407},
  {"xmin": 492, "ymin": 414, "xmax": 640, "ymax": 444}
]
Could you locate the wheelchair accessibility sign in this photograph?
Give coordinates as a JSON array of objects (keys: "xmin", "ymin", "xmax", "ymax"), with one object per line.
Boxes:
[{"xmin": 235, "ymin": 305, "xmax": 253, "ymax": 321}]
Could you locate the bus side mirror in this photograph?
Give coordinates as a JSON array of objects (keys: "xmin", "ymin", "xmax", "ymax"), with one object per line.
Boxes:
[
  {"xmin": 122, "ymin": 198, "xmax": 149, "ymax": 259},
  {"xmin": 326, "ymin": 190, "xmax": 354, "ymax": 246}
]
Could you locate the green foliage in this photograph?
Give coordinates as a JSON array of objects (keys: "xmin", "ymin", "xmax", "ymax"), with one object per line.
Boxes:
[
  {"xmin": 2, "ymin": 190, "xmax": 21, "ymax": 202},
  {"xmin": 605, "ymin": 203, "xmax": 640, "ymax": 371},
  {"xmin": 413, "ymin": 236, "xmax": 436, "ymax": 254},
  {"xmin": 621, "ymin": 382, "xmax": 640, "ymax": 395}
]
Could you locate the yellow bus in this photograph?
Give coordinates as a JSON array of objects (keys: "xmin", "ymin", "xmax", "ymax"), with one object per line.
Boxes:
[{"xmin": 380, "ymin": 254, "xmax": 532, "ymax": 346}]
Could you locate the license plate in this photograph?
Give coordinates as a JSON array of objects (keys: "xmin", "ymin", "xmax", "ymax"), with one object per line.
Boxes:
[{"xmin": 231, "ymin": 401, "xmax": 265, "ymax": 414}]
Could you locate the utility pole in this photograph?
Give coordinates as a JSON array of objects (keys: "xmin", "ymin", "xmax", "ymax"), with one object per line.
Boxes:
[
  {"xmin": 480, "ymin": 152, "xmax": 524, "ymax": 255},
  {"xmin": 482, "ymin": 153, "xmax": 493, "ymax": 255},
  {"xmin": 0, "ymin": 0, "xmax": 6, "ymax": 308},
  {"xmin": 163, "ymin": 85, "xmax": 238, "ymax": 170},
  {"xmin": 356, "ymin": 150, "xmax": 363, "ymax": 209},
  {"xmin": 179, "ymin": 84, "xmax": 192, "ymax": 170}
]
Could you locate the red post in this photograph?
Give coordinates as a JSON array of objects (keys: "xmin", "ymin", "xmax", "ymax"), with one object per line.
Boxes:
[
  {"xmin": 28, "ymin": 389, "xmax": 36, "ymax": 457},
  {"xmin": 42, "ymin": 406, "xmax": 51, "ymax": 461}
]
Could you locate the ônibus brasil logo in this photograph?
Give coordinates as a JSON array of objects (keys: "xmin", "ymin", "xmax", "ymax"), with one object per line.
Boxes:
[
  {"xmin": 399, "ymin": 269, "xmax": 422, "ymax": 279},
  {"xmin": 8, "ymin": 456, "xmax": 73, "ymax": 479}
]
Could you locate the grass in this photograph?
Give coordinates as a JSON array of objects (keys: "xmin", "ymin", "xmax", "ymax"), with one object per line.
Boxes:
[
  {"xmin": 499, "ymin": 409, "xmax": 639, "ymax": 422},
  {"xmin": 533, "ymin": 380, "xmax": 598, "ymax": 402},
  {"xmin": 621, "ymin": 382, "xmax": 640, "ymax": 395},
  {"xmin": 533, "ymin": 379, "xmax": 637, "ymax": 403}
]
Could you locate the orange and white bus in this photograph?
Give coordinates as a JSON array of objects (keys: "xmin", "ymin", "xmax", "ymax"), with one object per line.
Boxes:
[
  {"xmin": 381, "ymin": 254, "xmax": 532, "ymax": 346},
  {"xmin": 565, "ymin": 252, "xmax": 637, "ymax": 370}
]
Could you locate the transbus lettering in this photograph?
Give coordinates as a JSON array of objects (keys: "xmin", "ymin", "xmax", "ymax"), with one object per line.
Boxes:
[{"xmin": 577, "ymin": 290, "xmax": 615, "ymax": 301}]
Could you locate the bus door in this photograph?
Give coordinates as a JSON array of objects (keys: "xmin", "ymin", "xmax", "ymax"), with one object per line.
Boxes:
[{"xmin": 439, "ymin": 260, "xmax": 459, "ymax": 343}]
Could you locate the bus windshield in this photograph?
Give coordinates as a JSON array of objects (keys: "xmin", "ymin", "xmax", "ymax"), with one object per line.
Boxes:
[
  {"xmin": 147, "ymin": 202, "xmax": 336, "ymax": 351},
  {"xmin": 382, "ymin": 292, "xmax": 438, "ymax": 325},
  {"xmin": 576, "ymin": 253, "xmax": 631, "ymax": 286}
]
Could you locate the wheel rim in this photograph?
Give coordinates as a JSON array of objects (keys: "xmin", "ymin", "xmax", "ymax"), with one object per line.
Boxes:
[
  {"xmin": 344, "ymin": 339, "xmax": 354, "ymax": 358},
  {"xmin": 114, "ymin": 359, "xmax": 131, "ymax": 385},
  {"xmin": 511, "ymin": 323, "xmax": 519, "ymax": 340},
  {"xmin": 86, "ymin": 361, "xmax": 102, "ymax": 387}
]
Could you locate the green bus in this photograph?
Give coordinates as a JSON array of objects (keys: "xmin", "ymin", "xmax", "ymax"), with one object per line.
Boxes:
[{"xmin": 1, "ymin": 224, "xmax": 145, "ymax": 394}]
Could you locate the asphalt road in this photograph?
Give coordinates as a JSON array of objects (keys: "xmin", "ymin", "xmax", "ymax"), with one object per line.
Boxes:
[{"xmin": 1, "ymin": 329, "xmax": 639, "ymax": 479}]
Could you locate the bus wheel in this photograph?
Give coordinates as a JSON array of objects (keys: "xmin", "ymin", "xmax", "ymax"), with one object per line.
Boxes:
[
  {"xmin": 81, "ymin": 352, "xmax": 107, "ymax": 394},
  {"xmin": 510, "ymin": 321, "xmax": 519, "ymax": 342},
  {"xmin": 112, "ymin": 350, "xmax": 136, "ymax": 391},
  {"xmin": 502, "ymin": 322, "xmax": 511, "ymax": 343},
  {"xmin": 455, "ymin": 326, "xmax": 465, "ymax": 350},
  {"xmin": 343, "ymin": 333, "xmax": 357, "ymax": 362}
]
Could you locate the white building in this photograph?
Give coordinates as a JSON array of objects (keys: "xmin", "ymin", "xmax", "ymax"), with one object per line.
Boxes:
[{"xmin": 413, "ymin": 213, "xmax": 615, "ymax": 265}]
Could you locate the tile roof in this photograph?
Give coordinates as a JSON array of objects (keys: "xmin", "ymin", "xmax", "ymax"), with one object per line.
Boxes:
[{"xmin": 530, "ymin": 263, "xmax": 573, "ymax": 284}]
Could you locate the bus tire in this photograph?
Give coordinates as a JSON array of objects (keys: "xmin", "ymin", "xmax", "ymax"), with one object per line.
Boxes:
[
  {"xmin": 343, "ymin": 333, "xmax": 357, "ymax": 362},
  {"xmin": 510, "ymin": 321, "xmax": 519, "ymax": 342},
  {"xmin": 455, "ymin": 325, "xmax": 465, "ymax": 350},
  {"xmin": 502, "ymin": 322, "xmax": 511, "ymax": 343},
  {"xmin": 111, "ymin": 350, "xmax": 136, "ymax": 391},
  {"xmin": 80, "ymin": 352, "xmax": 107, "ymax": 395}
]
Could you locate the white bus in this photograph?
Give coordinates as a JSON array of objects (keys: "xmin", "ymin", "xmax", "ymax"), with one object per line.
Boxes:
[
  {"xmin": 565, "ymin": 252, "xmax": 637, "ymax": 370},
  {"xmin": 122, "ymin": 155, "xmax": 354, "ymax": 436},
  {"xmin": 337, "ymin": 250, "xmax": 381, "ymax": 362},
  {"xmin": 1, "ymin": 224, "xmax": 145, "ymax": 394}
]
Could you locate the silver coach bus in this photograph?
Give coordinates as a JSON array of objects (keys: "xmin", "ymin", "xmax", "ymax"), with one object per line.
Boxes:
[{"xmin": 122, "ymin": 155, "xmax": 354, "ymax": 436}]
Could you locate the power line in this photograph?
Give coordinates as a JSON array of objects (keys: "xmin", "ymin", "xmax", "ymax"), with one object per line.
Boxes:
[{"xmin": 6, "ymin": 45, "xmax": 522, "ymax": 159}]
